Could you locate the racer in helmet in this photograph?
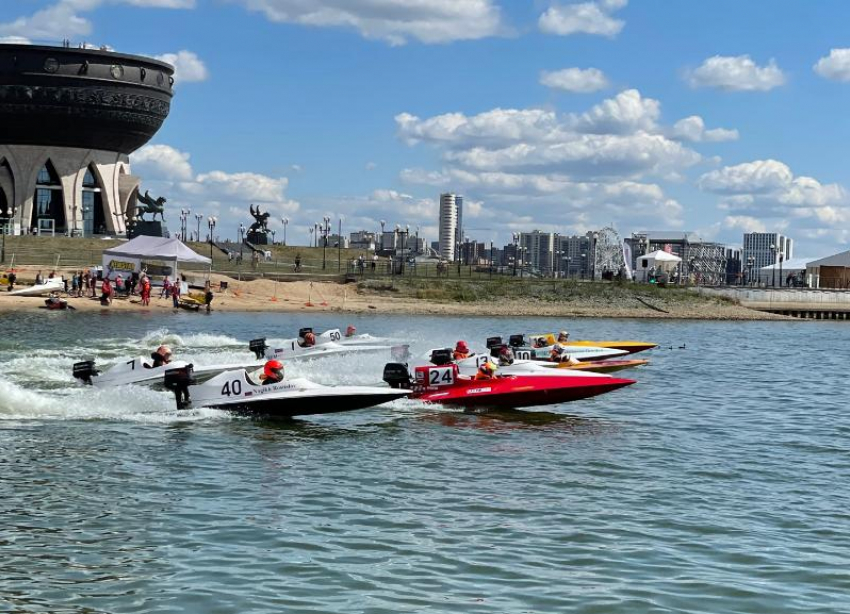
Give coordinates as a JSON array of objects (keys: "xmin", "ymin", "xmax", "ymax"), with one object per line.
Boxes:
[
  {"xmin": 474, "ymin": 360, "xmax": 498, "ymax": 380},
  {"xmin": 497, "ymin": 345, "xmax": 515, "ymax": 366},
  {"xmin": 298, "ymin": 332, "xmax": 317, "ymax": 348},
  {"xmin": 148, "ymin": 345, "xmax": 173, "ymax": 368},
  {"xmin": 453, "ymin": 340, "xmax": 471, "ymax": 360},
  {"xmin": 550, "ymin": 343, "xmax": 580, "ymax": 365},
  {"xmin": 345, "ymin": 325, "xmax": 357, "ymax": 338},
  {"xmin": 557, "ymin": 330, "xmax": 570, "ymax": 343},
  {"xmin": 262, "ymin": 359, "xmax": 285, "ymax": 384}
]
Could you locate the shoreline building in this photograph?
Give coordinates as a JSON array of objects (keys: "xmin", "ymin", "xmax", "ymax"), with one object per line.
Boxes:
[
  {"xmin": 438, "ymin": 193, "xmax": 462, "ymax": 261},
  {"xmin": 0, "ymin": 43, "xmax": 174, "ymax": 237},
  {"xmin": 627, "ymin": 231, "xmax": 735, "ymax": 285},
  {"xmin": 742, "ymin": 232, "xmax": 793, "ymax": 272}
]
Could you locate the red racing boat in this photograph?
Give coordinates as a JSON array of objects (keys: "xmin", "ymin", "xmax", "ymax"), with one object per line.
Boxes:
[{"xmin": 383, "ymin": 362, "xmax": 634, "ymax": 410}]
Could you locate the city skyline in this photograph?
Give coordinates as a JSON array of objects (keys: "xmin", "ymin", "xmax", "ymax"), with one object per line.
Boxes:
[{"xmin": 4, "ymin": 1, "xmax": 850, "ymax": 256}]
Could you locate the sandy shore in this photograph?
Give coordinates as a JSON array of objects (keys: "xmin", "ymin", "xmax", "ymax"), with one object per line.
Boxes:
[{"xmin": 0, "ymin": 269, "xmax": 787, "ymax": 320}]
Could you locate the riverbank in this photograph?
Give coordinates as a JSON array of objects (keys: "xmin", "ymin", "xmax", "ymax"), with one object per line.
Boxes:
[{"xmin": 0, "ymin": 268, "xmax": 787, "ymax": 319}]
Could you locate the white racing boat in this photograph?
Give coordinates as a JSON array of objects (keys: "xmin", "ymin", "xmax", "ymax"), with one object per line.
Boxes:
[
  {"xmin": 494, "ymin": 335, "xmax": 627, "ymax": 362},
  {"xmin": 251, "ymin": 334, "xmax": 401, "ymax": 362},
  {"xmin": 163, "ymin": 365, "xmax": 410, "ymax": 417},
  {"xmin": 9, "ymin": 278, "xmax": 64, "ymax": 297},
  {"xmin": 423, "ymin": 348, "xmax": 615, "ymax": 379},
  {"xmin": 72, "ymin": 355, "xmax": 264, "ymax": 388}
]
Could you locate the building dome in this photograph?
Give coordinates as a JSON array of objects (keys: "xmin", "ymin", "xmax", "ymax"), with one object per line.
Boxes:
[{"xmin": 0, "ymin": 44, "xmax": 173, "ymax": 155}]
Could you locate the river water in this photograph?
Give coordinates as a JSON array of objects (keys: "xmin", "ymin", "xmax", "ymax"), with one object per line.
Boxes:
[{"xmin": 1, "ymin": 310, "xmax": 848, "ymax": 613}]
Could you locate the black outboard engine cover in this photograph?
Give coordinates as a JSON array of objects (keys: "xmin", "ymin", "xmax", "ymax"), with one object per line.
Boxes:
[
  {"xmin": 489, "ymin": 344, "xmax": 505, "ymax": 358},
  {"xmin": 72, "ymin": 360, "xmax": 99, "ymax": 385},
  {"xmin": 164, "ymin": 365, "xmax": 196, "ymax": 409},
  {"xmin": 508, "ymin": 334, "xmax": 525, "ymax": 348},
  {"xmin": 298, "ymin": 327, "xmax": 313, "ymax": 340},
  {"xmin": 249, "ymin": 338, "xmax": 268, "ymax": 360},
  {"xmin": 430, "ymin": 348, "xmax": 453, "ymax": 366},
  {"xmin": 485, "ymin": 336, "xmax": 503, "ymax": 349},
  {"xmin": 383, "ymin": 363, "xmax": 412, "ymax": 389}
]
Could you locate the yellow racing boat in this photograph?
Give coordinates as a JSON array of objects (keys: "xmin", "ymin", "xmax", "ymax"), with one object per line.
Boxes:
[
  {"xmin": 555, "ymin": 358, "xmax": 649, "ymax": 373},
  {"xmin": 530, "ymin": 333, "xmax": 656, "ymax": 355}
]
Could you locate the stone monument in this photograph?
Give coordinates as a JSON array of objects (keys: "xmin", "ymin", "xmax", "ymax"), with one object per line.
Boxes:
[
  {"xmin": 127, "ymin": 189, "xmax": 170, "ymax": 238},
  {"xmin": 246, "ymin": 204, "xmax": 270, "ymax": 245}
]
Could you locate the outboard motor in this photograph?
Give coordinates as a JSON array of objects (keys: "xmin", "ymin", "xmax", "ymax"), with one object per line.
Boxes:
[
  {"xmin": 382, "ymin": 363, "xmax": 412, "ymax": 389},
  {"xmin": 486, "ymin": 336, "xmax": 503, "ymax": 349},
  {"xmin": 249, "ymin": 338, "xmax": 268, "ymax": 360},
  {"xmin": 164, "ymin": 365, "xmax": 196, "ymax": 410},
  {"xmin": 508, "ymin": 334, "xmax": 525, "ymax": 348},
  {"xmin": 72, "ymin": 360, "xmax": 99, "ymax": 385},
  {"xmin": 430, "ymin": 348, "xmax": 453, "ymax": 366}
]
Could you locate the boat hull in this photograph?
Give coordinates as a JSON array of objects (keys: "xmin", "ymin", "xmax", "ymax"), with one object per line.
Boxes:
[
  {"xmin": 555, "ymin": 359, "xmax": 649, "ymax": 373},
  {"xmin": 568, "ymin": 340, "xmax": 657, "ymax": 354},
  {"xmin": 208, "ymin": 390, "xmax": 409, "ymax": 417},
  {"xmin": 413, "ymin": 375, "xmax": 634, "ymax": 409}
]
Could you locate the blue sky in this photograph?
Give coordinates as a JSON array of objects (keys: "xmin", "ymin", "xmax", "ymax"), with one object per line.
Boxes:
[{"xmin": 3, "ymin": 0, "xmax": 850, "ymax": 255}]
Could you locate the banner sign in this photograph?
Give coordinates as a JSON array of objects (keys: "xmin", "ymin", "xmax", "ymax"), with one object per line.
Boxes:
[{"xmin": 102, "ymin": 256, "xmax": 141, "ymax": 280}]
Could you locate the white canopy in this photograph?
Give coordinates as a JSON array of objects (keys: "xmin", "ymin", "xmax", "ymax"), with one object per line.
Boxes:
[
  {"xmin": 639, "ymin": 250, "xmax": 682, "ymax": 264},
  {"xmin": 103, "ymin": 236, "xmax": 211, "ymax": 264},
  {"xmin": 102, "ymin": 236, "xmax": 210, "ymax": 281},
  {"xmin": 635, "ymin": 250, "xmax": 682, "ymax": 282}
]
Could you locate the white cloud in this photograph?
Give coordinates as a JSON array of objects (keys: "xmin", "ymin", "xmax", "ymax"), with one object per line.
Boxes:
[
  {"xmin": 723, "ymin": 215, "xmax": 766, "ymax": 233},
  {"xmin": 0, "ymin": 0, "xmax": 194, "ymax": 41},
  {"xmin": 365, "ymin": 162, "xmax": 378, "ymax": 170},
  {"xmin": 539, "ymin": 0, "xmax": 627, "ymax": 37},
  {"xmin": 574, "ymin": 88, "xmax": 659, "ymax": 134},
  {"xmin": 130, "ymin": 144, "xmax": 299, "ymax": 238},
  {"xmin": 540, "ymin": 67, "xmax": 609, "ymax": 93},
  {"xmin": 132, "ymin": 144, "xmax": 194, "ymax": 181},
  {"xmin": 700, "ymin": 159, "xmax": 848, "ymax": 232},
  {"xmin": 672, "ymin": 116, "xmax": 739, "ymax": 142},
  {"xmin": 814, "ymin": 48, "xmax": 850, "ymax": 82},
  {"xmin": 397, "ymin": 90, "xmax": 703, "ymax": 180},
  {"xmin": 686, "ymin": 55, "xmax": 786, "ymax": 92},
  {"xmin": 154, "ymin": 50, "xmax": 208, "ymax": 83},
  {"xmin": 0, "ymin": 36, "xmax": 32, "ymax": 44},
  {"xmin": 0, "ymin": 3, "xmax": 92, "ymax": 40},
  {"xmin": 232, "ymin": 0, "xmax": 502, "ymax": 45}
]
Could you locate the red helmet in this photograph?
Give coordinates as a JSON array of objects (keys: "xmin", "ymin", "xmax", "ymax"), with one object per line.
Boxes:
[
  {"xmin": 345, "ymin": 325, "xmax": 357, "ymax": 337},
  {"xmin": 304, "ymin": 332, "xmax": 316, "ymax": 344},
  {"xmin": 155, "ymin": 345, "xmax": 173, "ymax": 362},
  {"xmin": 264, "ymin": 359, "xmax": 284, "ymax": 380},
  {"xmin": 455, "ymin": 340, "xmax": 469, "ymax": 352}
]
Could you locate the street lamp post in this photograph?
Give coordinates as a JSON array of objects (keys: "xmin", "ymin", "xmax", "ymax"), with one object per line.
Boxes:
[
  {"xmin": 207, "ymin": 216, "xmax": 217, "ymax": 261},
  {"xmin": 270, "ymin": 229, "xmax": 276, "ymax": 244},
  {"xmin": 512, "ymin": 233, "xmax": 519, "ymax": 276},
  {"xmin": 747, "ymin": 256, "xmax": 755, "ymax": 285},
  {"xmin": 281, "ymin": 217, "xmax": 289, "ymax": 246},
  {"xmin": 322, "ymin": 216, "xmax": 330, "ymax": 270},
  {"xmin": 180, "ymin": 208, "xmax": 190, "ymax": 241},
  {"xmin": 338, "ymin": 217, "xmax": 343, "ymax": 272},
  {"xmin": 194, "ymin": 213, "xmax": 203, "ymax": 243},
  {"xmin": 770, "ymin": 243, "xmax": 776, "ymax": 287},
  {"xmin": 779, "ymin": 253, "xmax": 784, "ymax": 287},
  {"xmin": 565, "ymin": 256, "xmax": 572, "ymax": 279}
]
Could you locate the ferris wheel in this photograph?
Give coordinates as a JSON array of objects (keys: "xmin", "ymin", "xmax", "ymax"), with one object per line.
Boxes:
[{"xmin": 592, "ymin": 226, "xmax": 625, "ymax": 280}]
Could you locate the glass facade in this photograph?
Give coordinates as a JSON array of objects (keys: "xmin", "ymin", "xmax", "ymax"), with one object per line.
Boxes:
[{"xmin": 31, "ymin": 161, "xmax": 65, "ymax": 233}]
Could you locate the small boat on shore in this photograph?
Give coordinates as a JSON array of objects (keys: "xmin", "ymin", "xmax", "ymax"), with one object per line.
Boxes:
[{"xmin": 9, "ymin": 278, "xmax": 64, "ymax": 297}]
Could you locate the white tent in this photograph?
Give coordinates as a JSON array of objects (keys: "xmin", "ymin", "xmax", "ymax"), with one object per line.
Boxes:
[
  {"xmin": 102, "ymin": 236, "xmax": 211, "ymax": 281},
  {"xmin": 634, "ymin": 250, "xmax": 682, "ymax": 282}
]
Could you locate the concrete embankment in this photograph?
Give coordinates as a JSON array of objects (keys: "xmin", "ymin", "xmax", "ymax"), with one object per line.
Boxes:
[{"xmin": 697, "ymin": 287, "xmax": 850, "ymax": 319}]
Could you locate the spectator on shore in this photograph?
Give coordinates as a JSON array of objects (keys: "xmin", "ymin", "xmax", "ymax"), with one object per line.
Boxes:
[
  {"xmin": 35, "ymin": 271, "xmax": 43, "ymax": 285},
  {"xmin": 140, "ymin": 275, "xmax": 151, "ymax": 306},
  {"xmin": 62, "ymin": 275, "xmax": 69, "ymax": 294},
  {"xmin": 204, "ymin": 280, "xmax": 214, "ymax": 312},
  {"xmin": 7, "ymin": 271, "xmax": 16, "ymax": 292},
  {"xmin": 71, "ymin": 274, "xmax": 78, "ymax": 296},
  {"xmin": 160, "ymin": 277, "xmax": 171, "ymax": 299},
  {"xmin": 100, "ymin": 278, "xmax": 113, "ymax": 306},
  {"xmin": 171, "ymin": 279, "xmax": 181, "ymax": 308},
  {"xmin": 115, "ymin": 274, "xmax": 125, "ymax": 297}
]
